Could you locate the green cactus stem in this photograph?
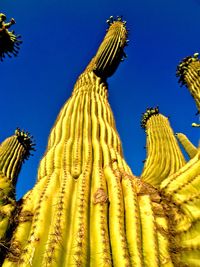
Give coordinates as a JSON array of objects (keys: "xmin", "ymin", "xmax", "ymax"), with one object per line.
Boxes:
[
  {"xmin": 1, "ymin": 18, "xmax": 200, "ymax": 267},
  {"xmin": 176, "ymin": 53, "xmax": 200, "ymax": 116},
  {"xmin": 0, "ymin": 128, "xmax": 35, "ymax": 184},
  {"xmin": 85, "ymin": 15, "xmax": 128, "ymax": 78},
  {"xmin": 175, "ymin": 132, "xmax": 198, "ymax": 159},
  {"xmin": 0, "ymin": 13, "xmax": 22, "ymax": 61},
  {"xmin": 192, "ymin": 122, "xmax": 200, "ymax": 127},
  {"xmin": 160, "ymin": 150, "xmax": 200, "ymax": 266},
  {"xmin": 140, "ymin": 107, "xmax": 186, "ymax": 187},
  {"xmin": 0, "ymin": 129, "xmax": 35, "ymax": 264}
]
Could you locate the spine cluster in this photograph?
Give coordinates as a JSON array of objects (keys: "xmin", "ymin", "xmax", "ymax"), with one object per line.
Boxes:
[
  {"xmin": 176, "ymin": 52, "xmax": 200, "ymax": 121},
  {"xmin": 0, "ymin": 13, "xmax": 22, "ymax": 61}
]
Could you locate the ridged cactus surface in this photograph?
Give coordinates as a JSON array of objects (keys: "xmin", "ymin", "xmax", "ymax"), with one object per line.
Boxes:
[
  {"xmin": 0, "ymin": 129, "xmax": 35, "ymax": 265},
  {"xmin": 175, "ymin": 133, "xmax": 198, "ymax": 159},
  {"xmin": 176, "ymin": 52, "xmax": 200, "ymax": 126},
  {"xmin": 0, "ymin": 16, "xmax": 200, "ymax": 267},
  {"xmin": 140, "ymin": 107, "xmax": 186, "ymax": 187}
]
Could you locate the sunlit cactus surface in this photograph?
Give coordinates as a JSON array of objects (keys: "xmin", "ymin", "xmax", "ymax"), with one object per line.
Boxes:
[
  {"xmin": 0, "ymin": 15, "xmax": 200, "ymax": 267},
  {"xmin": 176, "ymin": 52, "xmax": 200, "ymax": 126}
]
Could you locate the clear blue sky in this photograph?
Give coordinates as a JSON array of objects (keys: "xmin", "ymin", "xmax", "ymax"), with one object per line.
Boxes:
[{"xmin": 1, "ymin": 0, "xmax": 199, "ymax": 199}]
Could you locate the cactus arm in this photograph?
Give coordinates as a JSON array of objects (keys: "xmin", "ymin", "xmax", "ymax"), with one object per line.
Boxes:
[
  {"xmin": 0, "ymin": 13, "xmax": 22, "ymax": 61},
  {"xmin": 176, "ymin": 53, "xmax": 200, "ymax": 124},
  {"xmin": 161, "ymin": 151, "xmax": 200, "ymax": 194},
  {"xmin": 0, "ymin": 173, "xmax": 16, "ymax": 247},
  {"xmin": 0, "ymin": 129, "xmax": 35, "ymax": 199},
  {"xmin": 175, "ymin": 133, "xmax": 198, "ymax": 158},
  {"xmin": 192, "ymin": 122, "xmax": 200, "ymax": 127},
  {"xmin": 140, "ymin": 108, "xmax": 186, "ymax": 187},
  {"xmin": 0, "ymin": 130, "xmax": 35, "ymax": 264},
  {"xmin": 160, "ymin": 150, "xmax": 200, "ymax": 266}
]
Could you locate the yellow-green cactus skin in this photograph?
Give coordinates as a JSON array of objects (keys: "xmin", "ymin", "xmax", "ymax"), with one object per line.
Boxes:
[
  {"xmin": 0, "ymin": 13, "xmax": 22, "ymax": 61},
  {"xmin": 140, "ymin": 107, "xmax": 186, "ymax": 187},
  {"xmin": 175, "ymin": 133, "xmax": 198, "ymax": 159},
  {"xmin": 0, "ymin": 129, "xmax": 35, "ymax": 264},
  {"xmin": 1, "ymin": 17, "xmax": 200, "ymax": 267},
  {"xmin": 176, "ymin": 52, "xmax": 200, "ymax": 126}
]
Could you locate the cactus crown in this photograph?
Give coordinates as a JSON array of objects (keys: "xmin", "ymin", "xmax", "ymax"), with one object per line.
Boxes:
[
  {"xmin": 0, "ymin": 13, "xmax": 22, "ymax": 61},
  {"xmin": 176, "ymin": 52, "xmax": 200, "ymax": 86},
  {"xmin": 86, "ymin": 15, "xmax": 128, "ymax": 78},
  {"xmin": 14, "ymin": 128, "xmax": 35, "ymax": 160},
  {"xmin": 141, "ymin": 106, "xmax": 159, "ymax": 129}
]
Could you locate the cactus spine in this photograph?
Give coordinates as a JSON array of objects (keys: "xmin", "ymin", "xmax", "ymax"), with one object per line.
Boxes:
[{"xmin": 1, "ymin": 16, "xmax": 200, "ymax": 267}]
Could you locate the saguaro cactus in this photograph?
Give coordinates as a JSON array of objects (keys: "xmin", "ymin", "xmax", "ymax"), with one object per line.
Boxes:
[
  {"xmin": 176, "ymin": 52, "xmax": 200, "ymax": 126},
  {"xmin": 0, "ymin": 13, "xmax": 22, "ymax": 61},
  {"xmin": 0, "ymin": 129, "xmax": 35, "ymax": 264},
  {"xmin": 1, "ymin": 16, "xmax": 200, "ymax": 267},
  {"xmin": 140, "ymin": 107, "xmax": 186, "ymax": 187},
  {"xmin": 175, "ymin": 133, "xmax": 198, "ymax": 159}
]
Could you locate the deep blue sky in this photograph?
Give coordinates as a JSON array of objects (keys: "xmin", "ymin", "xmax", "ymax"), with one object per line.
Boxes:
[{"xmin": 1, "ymin": 0, "xmax": 199, "ymax": 199}]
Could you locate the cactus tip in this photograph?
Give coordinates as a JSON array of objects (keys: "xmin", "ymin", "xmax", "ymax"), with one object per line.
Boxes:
[
  {"xmin": 0, "ymin": 13, "xmax": 22, "ymax": 61},
  {"xmin": 140, "ymin": 106, "xmax": 159, "ymax": 129},
  {"xmin": 192, "ymin": 123, "xmax": 200, "ymax": 127},
  {"xmin": 176, "ymin": 52, "xmax": 200, "ymax": 86},
  {"xmin": 15, "ymin": 128, "xmax": 36, "ymax": 160}
]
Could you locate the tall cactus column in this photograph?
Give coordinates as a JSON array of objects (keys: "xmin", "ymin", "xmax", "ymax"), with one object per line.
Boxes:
[
  {"xmin": 140, "ymin": 107, "xmax": 186, "ymax": 187},
  {"xmin": 0, "ymin": 129, "xmax": 35, "ymax": 264},
  {"xmin": 2, "ymin": 17, "xmax": 135, "ymax": 267}
]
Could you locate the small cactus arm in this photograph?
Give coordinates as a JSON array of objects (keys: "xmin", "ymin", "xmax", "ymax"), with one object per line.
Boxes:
[
  {"xmin": 176, "ymin": 52, "xmax": 200, "ymax": 126},
  {"xmin": 140, "ymin": 107, "xmax": 186, "ymax": 187},
  {"xmin": 175, "ymin": 133, "xmax": 198, "ymax": 159},
  {"xmin": 2, "ymin": 17, "xmax": 200, "ymax": 267},
  {"xmin": 0, "ymin": 129, "xmax": 35, "ymax": 264},
  {"xmin": 0, "ymin": 13, "xmax": 22, "ymax": 61},
  {"xmin": 192, "ymin": 122, "xmax": 200, "ymax": 128}
]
